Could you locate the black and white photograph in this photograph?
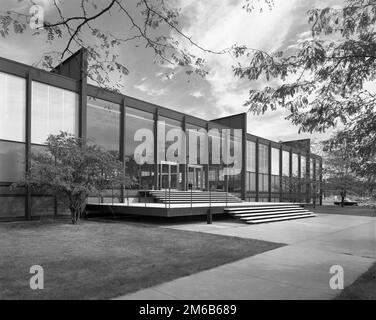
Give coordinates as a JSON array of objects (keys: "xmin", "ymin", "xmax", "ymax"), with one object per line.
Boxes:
[{"xmin": 0, "ymin": 0, "xmax": 375, "ymax": 307}]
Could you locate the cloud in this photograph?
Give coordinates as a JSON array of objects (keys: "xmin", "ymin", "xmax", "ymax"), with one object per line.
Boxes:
[
  {"xmin": 134, "ymin": 82, "xmax": 167, "ymax": 96},
  {"xmin": 189, "ymin": 90, "xmax": 204, "ymax": 98},
  {"xmin": 155, "ymin": 71, "xmax": 175, "ymax": 81},
  {"xmin": 175, "ymin": 0, "xmax": 301, "ymax": 116}
]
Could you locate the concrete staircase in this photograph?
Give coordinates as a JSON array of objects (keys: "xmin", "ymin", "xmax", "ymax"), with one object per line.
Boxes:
[
  {"xmin": 225, "ymin": 203, "xmax": 316, "ymax": 224},
  {"xmin": 148, "ymin": 190, "xmax": 242, "ymax": 204}
]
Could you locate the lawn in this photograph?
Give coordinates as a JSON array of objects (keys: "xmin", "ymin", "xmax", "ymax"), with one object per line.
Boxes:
[
  {"xmin": 0, "ymin": 219, "xmax": 283, "ymax": 299},
  {"xmin": 336, "ymin": 262, "xmax": 376, "ymax": 300},
  {"xmin": 311, "ymin": 205, "xmax": 376, "ymax": 217}
]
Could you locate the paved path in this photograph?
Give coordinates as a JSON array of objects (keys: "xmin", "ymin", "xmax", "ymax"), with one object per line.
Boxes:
[{"xmin": 115, "ymin": 214, "xmax": 375, "ymax": 300}]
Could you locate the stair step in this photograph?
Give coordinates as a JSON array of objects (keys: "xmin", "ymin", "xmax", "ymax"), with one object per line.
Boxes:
[
  {"xmin": 240, "ymin": 212, "xmax": 313, "ymax": 221},
  {"xmin": 225, "ymin": 205, "xmax": 301, "ymax": 212},
  {"xmin": 234, "ymin": 209, "xmax": 310, "ymax": 218},
  {"xmin": 245, "ymin": 214, "xmax": 316, "ymax": 224},
  {"xmin": 229, "ymin": 207, "xmax": 305, "ymax": 214}
]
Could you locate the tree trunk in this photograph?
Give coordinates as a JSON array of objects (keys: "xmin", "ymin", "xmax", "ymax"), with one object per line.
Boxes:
[{"xmin": 70, "ymin": 207, "xmax": 79, "ymax": 224}]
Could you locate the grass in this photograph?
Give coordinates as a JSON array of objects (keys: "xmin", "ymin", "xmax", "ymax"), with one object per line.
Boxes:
[
  {"xmin": 336, "ymin": 262, "xmax": 376, "ymax": 300},
  {"xmin": 311, "ymin": 205, "xmax": 376, "ymax": 217},
  {"xmin": 0, "ymin": 219, "xmax": 283, "ymax": 300}
]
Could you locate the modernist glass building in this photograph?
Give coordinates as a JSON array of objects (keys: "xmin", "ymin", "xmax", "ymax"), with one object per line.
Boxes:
[{"xmin": 0, "ymin": 50, "xmax": 322, "ymax": 220}]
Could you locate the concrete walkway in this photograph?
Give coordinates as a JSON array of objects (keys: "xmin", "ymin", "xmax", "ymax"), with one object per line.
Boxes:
[{"xmin": 115, "ymin": 213, "xmax": 376, "ymax": 300}]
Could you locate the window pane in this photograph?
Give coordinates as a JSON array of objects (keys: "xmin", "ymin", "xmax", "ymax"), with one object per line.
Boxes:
[
  {"xmin": 282, "ymin": 150, "xmax": 290, "ymax": 176},
  {"xmin": 292, "ymin": 153, "xmax": 299, "ymax": 177},
  {"xmin": 247, "ymin": 141, "xmax": 256, "ymax": 172},
  {"xmin": 187, "ymin": 123, "xmax": 206, "ymax": 165},
  {"xmin": 271, "ymin": 147, "xmax": 280, "ymax": 176},
  {"xmin": 125, "ymin": 107, "xmax": 154, "ymax": 189},
  {"xmin": 301, "ymin": 156, "xmax": 306, "ymax": 178},
  {"xmin": 258, "ymin": 144, "xmax": 269, "ymax": 174},
  {"xmin": 0, "ymin": 141, "xmax": 25, "ymax": 182},
  {"xmin": 32, "ymin": 82, "xmax": 79, "ymax": 144},
  {"xmin": 0, "ymin": 72, "xmax": 26, "ymax": 142},
  {"xmin": 158, "ymin": 116, "xmax": 183, "ymax": 163},
  {"xmin": 87, "ymin": 96, "xmax": 120, "ymax": 152}
]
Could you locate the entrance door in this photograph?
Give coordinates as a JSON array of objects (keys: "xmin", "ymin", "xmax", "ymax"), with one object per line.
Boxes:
[
  {"xmin": 159, "ymin": 161, "xmax": 179, "ymax": 190},
  {"xmin": 187, "ymin": 165, "xmax": 204, "ymax": 190}
]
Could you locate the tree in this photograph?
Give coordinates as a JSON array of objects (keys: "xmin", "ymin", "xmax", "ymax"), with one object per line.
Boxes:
[
  {"xmin": 13, "ymin": 132, "xmax": 131, "ymax": 224},
  {"xmin": 0, "ymin": 0, "xmax": 222, "ymax": 91},
  {"xmin": 322, "ymin": 138, "xmax": 354, "ymax": 206},
  {"xmin": 233, "ymin": 0, "xmax": 376, "ymax": 184},
  {"xmin": 324, "ymin": 130, "xmax": 376, "ymax": 199}
]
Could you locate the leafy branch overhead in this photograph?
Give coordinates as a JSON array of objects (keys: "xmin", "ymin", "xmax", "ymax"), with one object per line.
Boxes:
[
  {"xmin": 233, "ymin": 0, "xmax": 376, "ymax": 134},
  {"xmin": 0, "ymin": 0, "xmax": 223, "ymax": 91}
]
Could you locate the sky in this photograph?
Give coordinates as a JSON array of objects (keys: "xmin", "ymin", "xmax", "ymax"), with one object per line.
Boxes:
[{"xmin": 0, "ymin": 0, "xmax": 342, "ymax": 143}]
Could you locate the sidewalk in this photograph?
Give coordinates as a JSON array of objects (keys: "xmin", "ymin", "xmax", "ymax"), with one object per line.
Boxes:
[{"xmin": 115, "ymin": 214, "xmax": 376, "ymax": 300}]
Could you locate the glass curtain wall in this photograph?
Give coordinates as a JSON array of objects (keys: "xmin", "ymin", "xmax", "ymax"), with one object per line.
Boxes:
[
  {"xmin": 158, "ymin": 116, "xmax": 184, "ymax": 190},
  {"xmin": 87, "ymin": 97, "xmax": 120, "ymax": 152},
  {"xmin": 186, "ymin": 123, "xmax": 206, "ymax": 190},
  {"xmin": 301, "ymin": 155, "xmax": 307, "ymax": 201},
  {"xmin": 0, "ymin": 72, "xmax": 26, "ymax": 218},
  {"xmin": 271, "ymin": 147, "xmax": 280, "ymax": 201},
  {"xmin": 30, "ymin": 81, "xmax": 79, "ymax": 215},
  {"xmin": 258, "ymin": 143, "xmax": 269, "ymax": 201},
  {"xmin": 282, "ymin": 150, "xmax": 290, "ymax": 201},
  {"xmin": 291, "ymin": 153, "xmax": 299, "ymax": 202},
  {"xmin": 32, "ymin": 81, "xmax": 79, "ymax": 144},
  {"xmin": 208, "ymin": 127, "xmax": 225, "ymax": 192},
  {"xmin": 246, "ymin": 140, "xmax": 256, "ymax": 201},
  {"xmin": 87, "ymin": 97, "xmax": 121, "ymax": 203},
  {"xmin": 125, "ymin": 107, "xmax": 155, "ymax": 190}
]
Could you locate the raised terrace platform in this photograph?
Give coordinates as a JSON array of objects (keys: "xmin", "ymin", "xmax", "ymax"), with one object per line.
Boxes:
[{"xmin": 86, "ymin": 191, "xmax": 315, "ymax": 223}]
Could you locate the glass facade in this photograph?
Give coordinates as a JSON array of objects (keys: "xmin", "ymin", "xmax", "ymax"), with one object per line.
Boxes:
[
  {"xmin": 271, "ymin": 147, "xmax": 280, "ymax": 194},
  {"xmin": 125, "ymin": 107, "xmax": 154, "ymax": 189},
  {"xmin": 87, "ymin": 97, "xmax": 120, "ymax": 152},
  {"xmin": 208, "ymin": 127, "xmax": 225, "ymax": 191},
  {"xmin": 31, "ymin": 82, "xmax": 79, "ymax": 144},
  {"xmin": 0, "ymin": 72, "xmax": 26, "ymax": 142},
  {"xmin": 0, "ymin": 55, "xmax": 324, "ymax": 219},
  {"xmin": 245, "ymin": 141, "xmax": 256, "ymax": 200},
  {"xmin": 258, "ymin": 144, "xmax": 269, "ymax": 193},
  {"xmin": 0, "ymin": 141, "xmax": 25, "ymax": 182}
]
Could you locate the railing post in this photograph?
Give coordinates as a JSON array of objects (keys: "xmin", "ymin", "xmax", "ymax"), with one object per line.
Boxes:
[
  {"xmin": 145, "ymin": 190, "xmax": 147, "ymax": 207},
  {"xmin": 209, "ymin": 184, "xmax": 211, "ymax": 208},
  {"xmin": 127, "ymin": 188, "xmax": 129, "ymax": 206},
  {"xmin": 112, "ymin": 186, "xmax": 114, "ymax": 205},
  {"xmin": 169, "ymin": 185, "xmax": 171, "ymax": 209},
  {"xmin": 207, "ymin": 207, "xmax": 212, "ymax": 224},
  {"xmin": 190, "ymin": 185, "xmax": 193, "ymax": 208}
]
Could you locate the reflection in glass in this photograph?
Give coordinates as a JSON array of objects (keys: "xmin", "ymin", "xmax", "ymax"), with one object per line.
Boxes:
[
  {"xmin": 0, "ymin": 72, "xmax": 26, "ymax": 142},
  {"xmin": 87, "ymin": 96, "xmax": 120, "ymax": 152},
  {"xmin": 32, "ymin": 82, "xmax": 79, "ymax": 144},
  {"xmin": 0, "ymin": 141, "xmax": 25, "ymax": 182}
]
